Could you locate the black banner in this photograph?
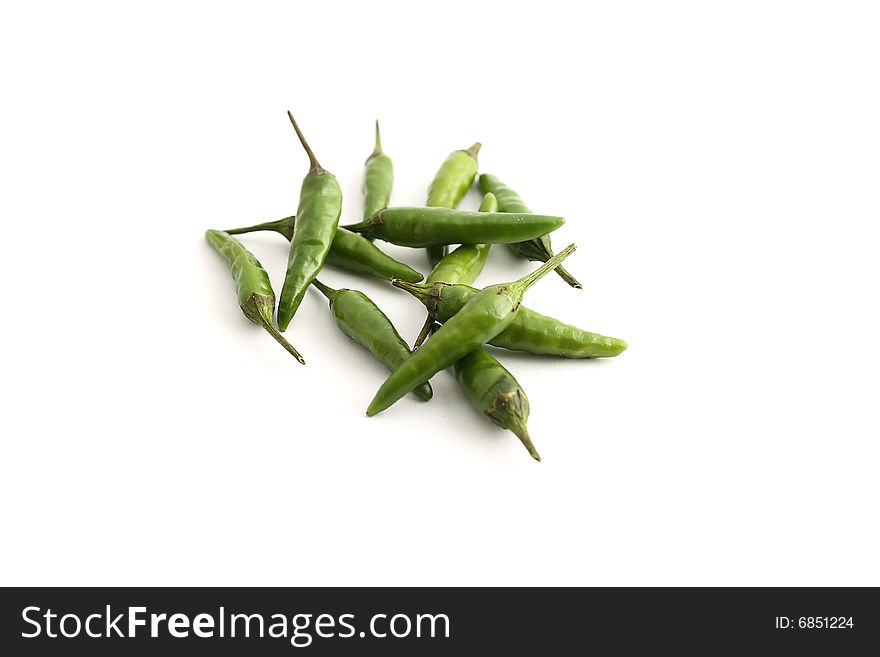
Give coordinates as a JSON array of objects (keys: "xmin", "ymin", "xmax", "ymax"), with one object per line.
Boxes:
[{"xmin": 1, "ymin": 587, "xmax": 877, "ymax": 654}]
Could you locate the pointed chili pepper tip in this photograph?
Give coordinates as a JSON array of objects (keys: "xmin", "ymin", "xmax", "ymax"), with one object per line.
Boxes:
[
  {"xmin": 260, "ymin": 319, "xmax": 306, "ymax": 365},
  {"xmin": 512, "ymin": 426, "xmax": 541, "ymax": 462}
]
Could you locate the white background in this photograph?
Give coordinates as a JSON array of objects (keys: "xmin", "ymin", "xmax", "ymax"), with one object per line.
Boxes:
[{"xmin": 1, "ymin": 1, "xmax": 878, "ymax": 586}]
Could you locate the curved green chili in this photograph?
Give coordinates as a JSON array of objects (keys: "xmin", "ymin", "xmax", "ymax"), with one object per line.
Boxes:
[
  {"xmin": 479, "ymin": 173, "xmax": 582, "ymax": 289},
  {"xmin": 205, "ymin": 229, "xmax": 305, "ymax": 364},
  {"xmin": 367, "ymin": 244, "xmax": 576, "ymax": 416},
  {"xmin": 312, "ymin": 280, "xmax": 432, "ymax": 401},
  {"xmin": 394, "ymin": 279, "xmax": 626, "ymax": 358},
  {"xmin": 277, "ymin": 111, "xmax": 343, "ymax": 331},
  {"xmin": 425, "ymin": 142, "xmax": 481, "ymax": 266},
  {"xmin": 224, "ymin": 216, "xmax": 423, "ymax": 283},
  {"xmin": 344, "ymin": 206, "xmax": 564, "ymax": 248},
  {"xmin": 362, "ymin": 120, "xmax": 393, "ymax": 229}
]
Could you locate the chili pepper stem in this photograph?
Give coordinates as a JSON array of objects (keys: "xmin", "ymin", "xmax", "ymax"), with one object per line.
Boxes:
[
  {"xmin": 391, "ymin": 278, "xmax": 430, "ymax": 302},
  {"xmin": 342, "ymin": 220, "xmax": 371, "ymax": 234},
  {"xmin": 465, "ymin": 142, "xmax": 482, "ymax": 158},
  {"xmin": 520, "ymin": 242, "xmax": 582, "ymax": 288},
  {"xmin": 553, "ymin": 263, "xmax": 582, "ymax": 289},
  {"xmin": 506, "ymin": 243, "xmax": 577, "ymax": 296},
  {"xmin": 287, "ymin": 110, "xmax": 324, "ymax": 174},
  {"xmin": 412, "ymin": 315, "xmax": 434, "ymax": 349},
  {"xmin": 224, "ymin": 217, "xmax": 291, "ymax": 237},
  {"xmin": 311, "ymin": 279, "xmax": 338, "ymax": 302},
  {"xmin": 391, "ymin": 279, "xmax": 437, "ymax": 346}
]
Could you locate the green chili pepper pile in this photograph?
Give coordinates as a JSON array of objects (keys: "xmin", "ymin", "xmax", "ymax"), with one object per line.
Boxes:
[{"xmin": 206, "ymin": 112, "xmax": 627, "ymax": 462}]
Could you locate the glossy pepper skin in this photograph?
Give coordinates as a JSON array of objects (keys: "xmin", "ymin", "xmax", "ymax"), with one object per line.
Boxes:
[
  {"xmin": 425, "ymin": 142, "xmax": 481, "ymax": 266},
  {"xmin": 366, "ymin": 244, "xmax": 576, "ymax": 416},
  {"xmin": 224, "ymin": 216, "xmax": 423, "ymax": 283},
  {"xmin": 452, "ymin": 346, "xmax": 538, "ymax": 461},
  {"xmin": 362, "ymin": 121, "xmax": 393, "ymax": 230},
  {"xmin": 312, "ymin": 281, "xmax": 432, "ymax": 401},
  {"xmin": 427, "ymin": 192, "xmax": 497, "ymax": 286},
  {"xmin": 394, "ymin": 280, "xmax": 627, "ymax": 358},
  {"xmin": 479, "ymin": 173, "xmax": 582, "ymax": 289},
  {"xmin": 205, "ymin": 229, "xmax": 305, "ymax": 364},
  {"xmin": 343, "ymin": 207, "xmax": 564, "ymax": 248},
  {"xmin": 277, "ymin": 112, "xmax": 343, "ymax": 331}
]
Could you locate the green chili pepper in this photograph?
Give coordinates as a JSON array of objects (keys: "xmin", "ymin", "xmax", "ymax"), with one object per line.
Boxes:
[
  {"xmin": 205, "ymin": 229, "xmax": 305, "ymax": 364},
  {"xmin": 312, "ymin": 280, "xmax": 432, "ymax": 401},
  {"xmin": 343, "ymin": 207, "xmax": 564, "ymax": 248},
  {"xmin": 366, "ymin": 244, "xmax": 576, "ymax": 416},
  {"xmin": 425, "ymin": 142, "xmax": 481, "ymax": 267},
  {"xmin": 479, "ymin": 173, "xmax": 582, "ymax": 289},
  {"xmin": 394, "ymin": 279, "xmax": 626, "ymax": 358},
  {"xmin": 362, "ymin": 121, "xmax": 393, "ymax": 228},
  {"xmin": 412, "ymin": 192, "xmax": 498, "ymax": 348},
  {"xmin": 452, "ymin": 344, "xmax": 539, "ymax": 461},
  {"xmin": 277, "ymin": 112, "xmax": 343, "ymax": 331},
  {"xmin": 224, "ymin": 216, "xmax": 423, "ymax": 283}
]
